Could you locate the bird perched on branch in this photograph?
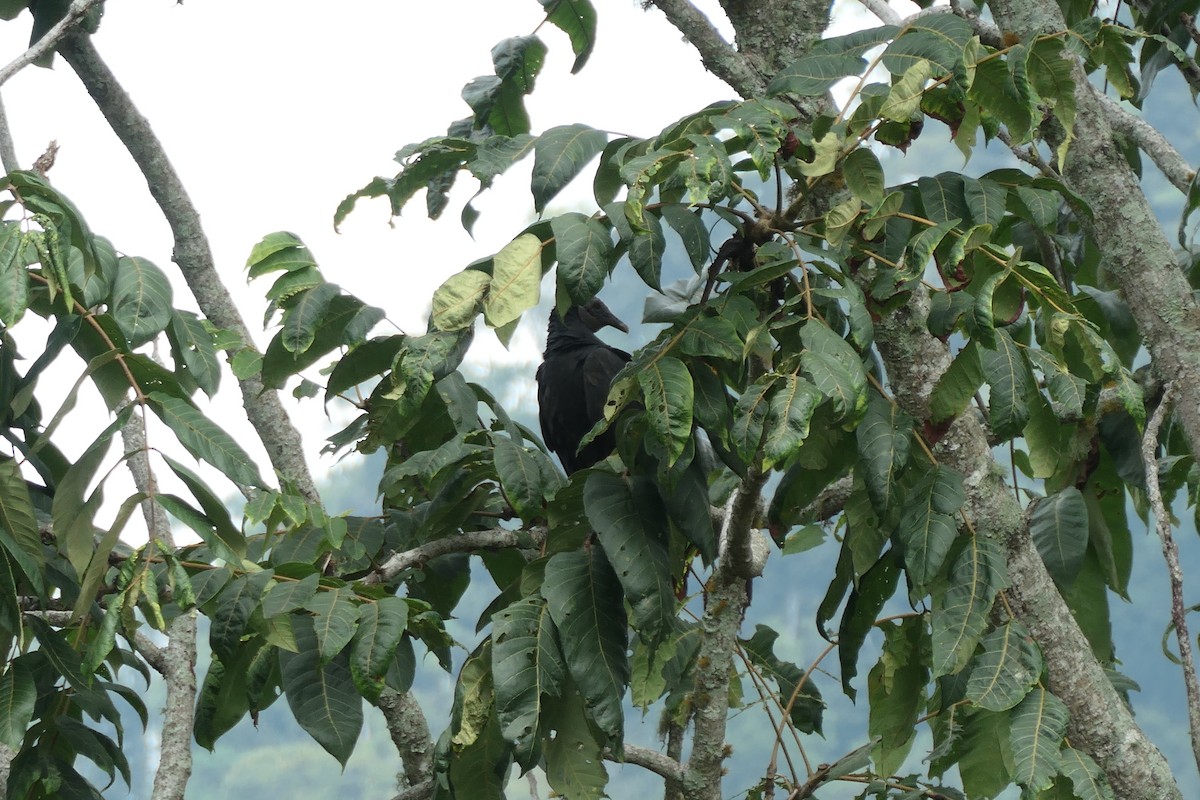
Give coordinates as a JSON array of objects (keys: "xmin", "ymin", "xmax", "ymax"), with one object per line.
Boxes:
[{"xmin": 536, "ymin": 297, "xmax": 631, "ymax": 474}]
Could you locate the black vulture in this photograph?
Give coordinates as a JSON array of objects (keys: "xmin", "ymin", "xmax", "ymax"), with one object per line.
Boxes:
[{"xmin": 536, "ymin": 297, "xmax": 631, "ymax": 474}]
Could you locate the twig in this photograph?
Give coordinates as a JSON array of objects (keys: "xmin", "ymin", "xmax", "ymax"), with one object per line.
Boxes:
[
  {"xmin": 644, "ymin": 0, "xmax": 766, "ymax": 98},
  {"xmin": 0, "ymin": 0, "xmax": 103, "ymax": 87},
  {"xmin": 1140, "ymin": 383, "xmax": 1200, "ymax": 775},
  {"xmin": 369, "ymin": 526, "xmax": 545, "ymax": 583}
]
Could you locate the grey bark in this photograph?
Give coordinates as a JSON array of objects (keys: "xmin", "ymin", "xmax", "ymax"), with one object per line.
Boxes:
[{"xmin": 870, "ymin": 287, "xmax": 1181, "ymax": 800}]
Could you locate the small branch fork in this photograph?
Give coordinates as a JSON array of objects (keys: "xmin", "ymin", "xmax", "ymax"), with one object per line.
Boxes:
[{"xmin": 1140, "ymin": 382, "xmax": 1200, "ymax": 776}]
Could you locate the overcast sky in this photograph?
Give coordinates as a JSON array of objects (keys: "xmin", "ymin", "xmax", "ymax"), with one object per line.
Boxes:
[{"xmin": 0, "ymin": 1, "xmax": 752, "ymax": 503}]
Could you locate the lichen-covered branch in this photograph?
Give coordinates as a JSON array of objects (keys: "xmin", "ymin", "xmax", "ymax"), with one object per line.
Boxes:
[
  {"xmin": 1099, "ymin": 93, "xmax": 1195, "ymax": 192},
  {"xmin": 377, "ymin": 688, "xmax": 434, "ymax": 794},
  {"xmin": 870, "ymin": 285, "xmax": 1181, "ymax": 800},
  {"xmin": 56, "ymin": 32, "xmax": 321, "ymax": 505},
  {"xmin": 608, "ymin": 743, "xmax": 686, "ymax": 784},
  {"xmin": 988, "ymin": 0, "xmax": 1200, "ymax": 477},
  {"xmin": 645, "ymin": 0, "xmax": 766, "ymax": 97},
  {"xmin": 369, "ymin": 526, "xmax": 546, "ymax": 583},
  {"xmin": 685, "ymin": 573, "xmax": 747, "ymax": 800}
]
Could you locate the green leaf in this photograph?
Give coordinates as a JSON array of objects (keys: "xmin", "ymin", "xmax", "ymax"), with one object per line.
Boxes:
[
  {"xmin": 0, "ymin": 658, "xmax": 35, "ymax": 748},
  {"xmin": 869, "ymin": 618, "xmax": 927, "ymax": 776},
  {"xmin": 261, "ymin": 572, "xmax": 320, "ymax": 617},
  {"xmin": 350, "ymin": 597, "xmax": 408, "ymax": 703},
  {"xmin": 963, "ymin": 176, "xmax": 1007, "ymax": 227},
  {"xmin": 209, "ymin": 570, "xmax": 275, "ymax": 663},
  {"xmin": 958, "ymin": 709, "xmax": 1014, "ymax": 797},
  {"xmin": 431, "ymin": 269, "xmax": 490, "ymax": 332},
  {"xmin": 305, "ymin": 586, "xmax": 359, "ymax": 662},
  {"xmin": 732, "ymin": 374, "xmax": 776, "ymax": 463},
  {"xmin": 844, "ymin": 148, "xmax": 885, "ymax": 205},
  {"xmin": 1029, "ymin": 488, "xmax": 1088, "ymax": 586},
  {"xmin": 763, "ymin": 375, "xmax": 822, "ymax": 469},
  {"xmin": 969, "ymin": 55, "xmax": 1034, "ymax": 142},
  {"xmin": 1009, "ymin": 687, "xmax": 1069, "ymax": 792},
  {"xmin": 675, "ymin": 314, "xmax": 742, "ymax": 360},
  {"xmin": 279, "ymin": 614, "xmax": 364, "ymax": 767},
  {"xmin": 769, "ymin": 50, "xmax": 869, "ymax": 96},
  {"xmin": 0, "ymin": 458, "xmax": 44, "ymax": 592},
  {"xmin": 881, "ymin": 60, "xmax": 934, "ymax": 122},
  {"xmin": 742, "ymin": 625, "xmax": 825, "ymax": 734},
  {"xmin": 839, "ymin": 550, "xmax": 901, "ymax": 699},
  {"xmin": 931, "ymin": 533, "xmax": 1007, "ymax": 677},
  {"xmin": 280, "ymin": 282, "xmax": 339, "ymax": 354},
  {"xmin": 147, "ymin": 391, "xmax": 265, "ymax": 488},
  {"xmin": 494, "ymin": 436, "xmax": 563, "ymax": 520},
  {"xmin": 636, "ymin": 356, "xmax": 693, "ymax": 467},
  {"xmin": 856, "ymin": 392, "xmax": 913, "ymax": 512},
  {"xmin": 930, "ymin": 341, "xmax": 984, "ymax": 423},
  {"xmin": 540, "ymin": 0, "xmax": 597, "ymax": 72},
  {"xmin": 492, "ymin": 596, "xmax": 565, "ymax": 751},
  {"xmin": 246, "ymin": 231, "xmax": 315, "ymax": 276},
  {"xmin": 966, "ymin": 621, "xmax": 1042, "ymax": 711},
  {"xmin": 882, "ymin": 14, "xmax": 972, "ymax": 75},
  {"xmin": 484, "ymin": 233, "xmax": 544, "ymax": 330},
  {"xmin": 543, "ymin": 686, "xmax": 608, "ymax": 798},
  {"xmin": 980, "ymin": 329, "xmax": 1033, "ymax": 440},
  {"xmin": 167, "ymin": 310, "xmax": 221, "ymax": 397},
  {"xmin": 532, "ymin": 124, "xmax": 608, "ymax": 213},
  {"xmin": 551, "ymin": 212, "xmax": 614, "ymax": 306},
  {"xmin": 543, "ymin": 549, "xmax": 629, "ymax": 744},
  {"xmin": 0, "ymin": 223, "xmax": 27, "ymax": 325},
  {"xmin": 801, "ymin": 322, "xmax": 868, "ymax": 421},
  {"xmin": 1059, "ymin": 746, "xmax": 1115, "ymax": 800},
  {"xmin": 660, "ymin": 205, "xmax": 709, "ymax": 271},
  {"xmin": 110, "ymin": 256, "xmax": 173, "ymax": 347},
  {"xmin": 584, "ymin": 472, "xmax": 674, "ymax": 643},
  {"xmin": 897, "ymin": 466, "xmax": 965, "ymax": 591}
]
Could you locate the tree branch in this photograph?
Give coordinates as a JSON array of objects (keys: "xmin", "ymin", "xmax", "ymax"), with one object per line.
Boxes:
[
  {"xmin": 56, "ymin": 31, "xmax": 322, "ymax": 505},
  {"xmin": 0, "ymin": 0, "xmax": 102, "ymax": 87},
  {"xmin": 1099, "ymin": 93, "xmax": 1195, "ymax": 193},
  {"xmin": 644, "ymin": 0, "xmax": 767, "ymax": 98},
  {"xmin": 369, "ymin": 526, "xmax": 545, "ymax": 583},
  {"xmin": 869, "ymin": 282, "xmax": 1181, "ymax": 800},
  {"xmin": 1141, "ymin": 383, "xmax": 1200, "ymax": 775},
  {"xmin": 858, "ymin": 0, "xmax": 901, "ymax": 26},
  {"xmin": 607, "ymin": 743, "xmax": 686, "ymax": 784},
  {"xmin": 376, "ymin": 688, "xmax": 434, "ymax": 794}
]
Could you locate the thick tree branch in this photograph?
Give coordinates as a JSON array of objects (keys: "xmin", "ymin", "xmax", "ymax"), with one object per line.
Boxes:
[
  {"xmin": 377, "ymin": 688, "xmax": 434, "ymax": 794},
  {"xmin": 1099, "ymin": 93, "xmax": 1195, "ymax": 193},
  {"xmin": 989, "ymin": 0, "xmax": 1200, "ymax": 491},
  {"xmin": 685, "ymin": 573, "xmax": 746, "ymax": 800},
  {"xmin": 369, "ymin": 526, "xmax": 545, "ymax": 583},
  {"xmin": 645, "ymin": 0, "xmax": 766, "ymax": 97},
  {"xmin": 56, "ymin": 32, "xmax": 321, "ymax": 505},
  {"xmin": 1141, "ymin": 384, "xmax": 1200, "ymax": 775},
  {"xmin": 870, "ymin": 284, "xmax": 1181, "ymax": 800}
]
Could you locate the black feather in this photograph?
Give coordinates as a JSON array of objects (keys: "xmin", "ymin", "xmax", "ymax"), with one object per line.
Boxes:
[{"xmin": 536, "ymin": 298, "xmax": 631, "ymax": 474}]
